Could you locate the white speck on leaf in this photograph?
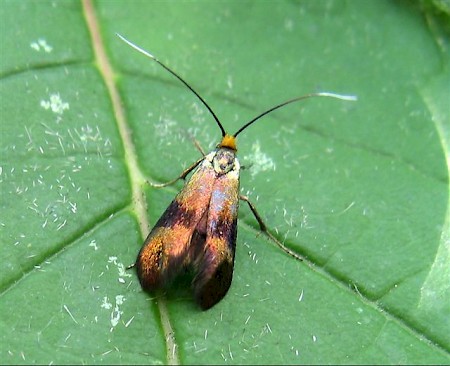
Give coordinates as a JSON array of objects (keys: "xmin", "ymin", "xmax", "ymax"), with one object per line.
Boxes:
[
  {"xmin": 154, "ymin": 114, "xmax": 178, "ymax": 140},
  {"xmin": 63, "ymin": 304, "xmax": 78, "ymax": 324},
  {"xmin": 117, "ymin": 263, "xmax": 132, "ymax": 279},
  {"xmin": 101, "ymin": 296, "xmax": 112, "ymax": 310},
  {"xmin": 110, "ymin": 295, "xmax": 126, "ymax": 328},
  {"xmin": 243, "ymin": 140, "xmax": 276, "ymax": 177},
  {"xmin": 40, "ymin": 93, "xmax": 69, "ymax": 116},
  {"xmin": 107, "ymin": 256, "xmax": 131, "ymax": 285},
  {"xmin": 30, "ymin": 38, "xmax": 53, "ymax": 53},
  {"xmin": 108, "ymin": 256, "xmax": 118, "ymax": 265},
  {"xmin": 124, "ymin": 316, "xmax": 135, "ymax": 327},
  {"xmin": 89, "ymin": 240, "xmax": 98, "ymax": 251},
  {"xmin": 115, "ymin": 295, "xmax": 125, "ymax": 305},
  {"xmin": 227, "ymin": 75, "xmax": 233, "ymax": 89}
]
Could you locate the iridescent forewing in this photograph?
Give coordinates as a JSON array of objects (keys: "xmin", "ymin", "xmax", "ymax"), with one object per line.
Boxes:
[
  {"xmin": 192, "ymin": 169, "xmax": 240, "ymax": 310},
  {"xmin": 136, "ymin": 157, "xmax": 216, "ymax": 291}
]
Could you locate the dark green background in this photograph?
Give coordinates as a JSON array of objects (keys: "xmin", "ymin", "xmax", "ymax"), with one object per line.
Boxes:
[{"xmin": 1, "ymin": 0, "xmax": 449, "ymax": 364}]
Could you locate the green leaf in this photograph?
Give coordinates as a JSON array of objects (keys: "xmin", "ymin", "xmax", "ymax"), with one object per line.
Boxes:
[{"xmin": 1, "ymin": 0, "xmax": 449, "ymax": 364}]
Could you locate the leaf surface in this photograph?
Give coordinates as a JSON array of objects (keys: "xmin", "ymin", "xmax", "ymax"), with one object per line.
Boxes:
[{"xmin": 1, "ymin": 0, "xmax": 449, "ymax": 364}]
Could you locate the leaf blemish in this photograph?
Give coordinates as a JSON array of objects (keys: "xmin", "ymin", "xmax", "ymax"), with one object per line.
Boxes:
[
  {"xmin": 100, "ymin": 295, "xmax": 127, "ymax": 329},
  {"xmin": 40, "ymin": 93, "xmax": 69, "ymax": 116},
  {"xmin": 88, "ymin": 239, "xmax": 98, "ymax": 251},
  {"xmin": 243, "ymin": 140, "xmax": 276, "ymax": 178},
  {"xmin": 30, "ymin": 38, "xmax": 53, "ymax": 53}
]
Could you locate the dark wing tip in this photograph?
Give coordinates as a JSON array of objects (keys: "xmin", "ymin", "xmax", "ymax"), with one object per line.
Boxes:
[{"xmin": 194, "ymin": 259, "xmax": 234, "ymax": 310}]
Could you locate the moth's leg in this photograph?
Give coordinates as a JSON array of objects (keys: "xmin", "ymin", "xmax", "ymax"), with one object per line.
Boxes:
[
  {"xmin": 190, "ymin": 135, "xmax": 207, "ymax": 156},
  {"xmin": 239, "ymin": 194, "xmax": 306, "ymax": 262},
  {"xmin": 150, "ymin": 157, "xmax": 204, "ymax": 188},
  {"xmin": 149, "ymin": 131, "xmax": 207, "ymax": 188}
]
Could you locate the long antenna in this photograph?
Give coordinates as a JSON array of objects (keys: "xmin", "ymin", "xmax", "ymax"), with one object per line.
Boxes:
[
  {"xmin": 233, "ymin": 92, "xmax": 357, "ymax": 137},
  {"xmin": 118, "ymin": 34, "xmax": 357, "ymax": 141},
  {"xmin": 117, "ymin": 33, "xmax": 227, "ymax": 137}
]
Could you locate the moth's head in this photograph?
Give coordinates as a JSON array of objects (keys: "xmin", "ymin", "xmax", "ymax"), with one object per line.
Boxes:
[
  {"xmin": 218, "ymin": 134, "xmax": 237, "ymax": 151},
  {"xmin": 213, "ymin": 147, "xmax": 238, "ymax": 175}
]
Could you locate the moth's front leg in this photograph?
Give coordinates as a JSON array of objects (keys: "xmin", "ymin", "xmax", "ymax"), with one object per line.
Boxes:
[{"xmin": 150, "ymin": 156, "xmax": 204, "ymax": 188}]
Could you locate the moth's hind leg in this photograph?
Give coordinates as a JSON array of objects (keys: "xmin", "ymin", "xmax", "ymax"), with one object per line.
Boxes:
[{"xmin": 239, "ymin": 194, "xmax": 306, "ymax": 262}]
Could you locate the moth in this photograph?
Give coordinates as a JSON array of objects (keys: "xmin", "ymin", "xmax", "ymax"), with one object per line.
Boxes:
[{"xmin": 118, "ymin": 34, "xmax": 355, "ymax": 310}]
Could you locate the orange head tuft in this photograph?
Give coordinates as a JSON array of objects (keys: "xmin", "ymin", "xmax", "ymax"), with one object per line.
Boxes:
[{"xmin": 218, "ymin": 134, "xmax": 237, "ymax": 151}]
